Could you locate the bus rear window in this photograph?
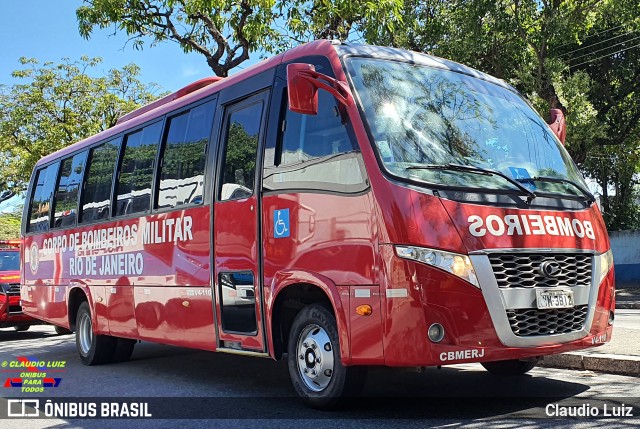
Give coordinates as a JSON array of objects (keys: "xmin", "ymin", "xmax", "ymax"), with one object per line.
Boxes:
[{"xmin": 27, "ymin": 163, "xmax": 59, "ymax": 233}]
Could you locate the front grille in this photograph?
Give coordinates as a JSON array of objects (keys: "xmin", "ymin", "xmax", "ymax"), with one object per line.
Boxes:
[
  {"xmin": 7, "ymin": 284, "xmax": 20, "ymax": 295},
  {"xmin": 506, "ymin": 305, "xmax": 588, "ymax": 336},
  {"xmin": 489, "ymin": 253, "xmax": 592, "ymax": 288}
]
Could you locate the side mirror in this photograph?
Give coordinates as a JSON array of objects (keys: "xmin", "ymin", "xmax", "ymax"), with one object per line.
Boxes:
[
  {"xmin": 287, "ymin": 64, "xmax": 319, "ymax": 115},
  {"xmin": 548, "ymin": 108, "xmax": 566, "ymax": 145},
  {"xmin": 287, "ymin": 63, "xmax": 353, "ymax": 115}
]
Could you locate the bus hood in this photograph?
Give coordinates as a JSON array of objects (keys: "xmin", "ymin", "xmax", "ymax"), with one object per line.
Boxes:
[{"xmin": 439, "ymin": 199, "xmax": 610, "ymax": 254}]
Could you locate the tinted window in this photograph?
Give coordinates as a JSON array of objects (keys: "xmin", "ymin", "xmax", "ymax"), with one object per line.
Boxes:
[
  {"xmin": 158, "ymin": 101, "xmax": 215, "ymax": 209},
  {"xmin": 219, "ymin": 103, "xmax": 263, "ymax": 201},
  {"xmin": 53, "ymin": 151, "xmax": 87, "ymax": 228},
  {"xmin": 115, "ymin": 122, "xmax": 163, "ymax": 216},
  {"xmin": 0, "ymin": 251, "xmax": 20, "ymax": 271},
  {"xmin": 281, "ymin": 91, "xmax": 355, "ymax": 162},
  {"xmin": 264, "ymin": 90, "xmax": 365, "ymax": 192},
  {"xmin": 80, "ymin": 140, "xmax": 119, "ymax": 224},
  {"xmin": 27, "ymin": 163, "xmax": 59, "ymax": 232},
  {"xmin": 347, "ymin": 58, "xmax": 586, "ymax": 195}
]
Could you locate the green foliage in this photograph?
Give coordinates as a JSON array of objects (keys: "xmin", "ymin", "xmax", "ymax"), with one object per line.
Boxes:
[
  {"xmin": 0, "ymin": 213, "xmax": 21, "ymax": 241},
  {"xmin": 282, "ymin": 0, "xmax": 403, "ymax": 43},
  {"xmin": 0, "ymin": 57, "xmax": 162, "ymax": 190},
  {"xmin": 77, "ymin": 0, "xmax": 285, "ymax": 77},
  {"xmin": 76, "ymin": 1, "xmax": 404, "ymax": 75}
]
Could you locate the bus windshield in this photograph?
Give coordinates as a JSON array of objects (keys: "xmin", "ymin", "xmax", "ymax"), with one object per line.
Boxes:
[{"xmin": 346, "ymin": 58, "xmax": 587, "ymax": 197}]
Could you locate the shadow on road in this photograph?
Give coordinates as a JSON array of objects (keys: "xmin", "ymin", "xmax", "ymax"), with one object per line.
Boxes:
[
  {"xmin": 5, "ymin": 338, "xmax": 636, "ymax": 422},
  {"xmin": 108, "ymin": 343, "xmax": 598, "ymax": 419},
  {"xmin": 0, "ymin": 329, "xmax": 58, "ymax": 343}
]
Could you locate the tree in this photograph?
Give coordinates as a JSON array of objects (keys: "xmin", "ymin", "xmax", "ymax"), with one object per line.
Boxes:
[
  {"xmin": 0, "ymin": 213, "xmax": 21, "ymax": 240},
  {"xmin": 0, "ymin": 57, "xmax": 162, "ymax": 190},
  {"xmin": 76, "ymin": 0, "xmax": 403, "ymax": 76},
  {"xmin": 77, "ymin": 0, "xmax": 284, "ymax": 77},
  {"xmin": 371, "ymin": 0, "xmax": 608, "ymax": 113},
  {"xmin": 283, "ymin": 0, "xmax": 402, "ymax": 43},
  {"xmin": 566, "ymin": 0, "xmax": 640, "ymax": 229}
]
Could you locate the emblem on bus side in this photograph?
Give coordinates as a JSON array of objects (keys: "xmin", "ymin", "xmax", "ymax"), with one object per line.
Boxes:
[
  {"xmin": 29, "ymin": 242, "xmax": 39, "ymax": 274},
  {"xmin": 274, "ymin": 209, "xmax": 290, "ymax": 238}
]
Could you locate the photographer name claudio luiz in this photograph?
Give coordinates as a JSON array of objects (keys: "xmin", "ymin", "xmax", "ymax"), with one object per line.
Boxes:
[{"xmin": 546, "ymin": 403, "xmax": 634, "ymax": 417}]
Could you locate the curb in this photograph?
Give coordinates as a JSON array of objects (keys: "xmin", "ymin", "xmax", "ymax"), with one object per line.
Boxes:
[{"xmin": 540, "ymin": 353, "xmax": 640, "ymax": 377}]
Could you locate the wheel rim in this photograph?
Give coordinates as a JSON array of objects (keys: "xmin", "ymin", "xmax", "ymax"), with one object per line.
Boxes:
[
  {"xmin": 296, "ymin": 324, "xmax": 335, "ymax": 392},
  {"xmin": 77, "ymin": 312, "xmax": 93, "ymax": 355}
]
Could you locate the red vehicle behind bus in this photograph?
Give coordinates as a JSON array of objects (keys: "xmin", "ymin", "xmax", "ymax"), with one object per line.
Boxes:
[
  {"xmin": 0, "ymin": 240, "xmax": 40, "ymax": 331},
  {"xmin": 20, "ymin": 40, "xmax": 614, "ymax": 408}
]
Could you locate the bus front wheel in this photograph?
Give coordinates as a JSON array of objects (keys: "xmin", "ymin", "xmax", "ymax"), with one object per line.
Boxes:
[
  {"xmin": 287, "ymin": 304, "xmax": 366, "ymax": 409},
  {"xmin": 75, "ymin": 302, "xmax": 116, "ymax": 365},
  {"xmin": 481, "ymin": 359, "xmax": 537, "ymax": 376}
]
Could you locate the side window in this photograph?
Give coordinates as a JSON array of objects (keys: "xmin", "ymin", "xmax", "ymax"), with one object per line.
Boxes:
[
  {"xmin": 281, "ymin": 91, "xmax": 354, "ymax": 163},
  {"xmin": 265, "ymin": 90, "xmax": 366, "ymax": 192},
  {"xmin": 80, "ymin": 140, "xmax": 119, "ymax": 224},
  {"xmin": 219, "ymin": 102, "xmax": 264, "ymax": 201},
  {"xmin": 157, "ymin": 101, "xmax": 215, "ymax": 209},
  {"xmin": 52, "ymin": 151, "xmax": 87, "ymax": 228},
  {"xmin": 27, "ymin": 163, "xmax": 59, "ymax": 233},
  {"xmin": 115, "ymin": 121, "xmax": 163, "ymax": 216}
]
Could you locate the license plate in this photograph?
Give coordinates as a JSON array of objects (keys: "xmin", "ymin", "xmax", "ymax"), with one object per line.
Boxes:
[{"xmin": 536, "ymin": 289, "xmax": 574, "ymax": 309}]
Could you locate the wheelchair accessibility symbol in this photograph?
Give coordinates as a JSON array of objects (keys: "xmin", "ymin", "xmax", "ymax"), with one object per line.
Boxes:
[{"xmin": 274, "ymin": 209, "xmax": 290, "ymax": 238}]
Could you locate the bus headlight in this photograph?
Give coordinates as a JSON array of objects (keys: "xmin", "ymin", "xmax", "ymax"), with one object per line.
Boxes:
[
  {"xmin": 395, "ymin": 245, "xmax": 479, "ymax": 288},
  {"xmin": 597, "ymin": 249, "xmax": 614, "ymax": 285}
]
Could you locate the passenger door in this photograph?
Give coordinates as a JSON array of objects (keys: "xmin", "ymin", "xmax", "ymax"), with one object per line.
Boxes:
[{"xmin": 213, "ymin": 92, "xmax": 268, "ymax": 352}]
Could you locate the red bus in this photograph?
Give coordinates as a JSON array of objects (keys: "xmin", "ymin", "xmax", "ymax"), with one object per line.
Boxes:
[{"xmin": 20, "ymin": 40, "xmax": 614, "ymax": 408}]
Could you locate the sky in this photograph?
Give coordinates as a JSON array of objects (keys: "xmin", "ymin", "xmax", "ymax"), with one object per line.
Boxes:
[{"xmin": 0, "ymin": 1, "xmax": 261, "ymax": 93}]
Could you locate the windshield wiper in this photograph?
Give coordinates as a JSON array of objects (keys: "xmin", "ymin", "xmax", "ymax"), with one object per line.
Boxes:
[
  {"xmin": 406, "ymin": 163, "xmax": 537, "ymax": 201},
  {"xmin": 523, "ymin": 176, "xmax": 596, "ymax": 204}
]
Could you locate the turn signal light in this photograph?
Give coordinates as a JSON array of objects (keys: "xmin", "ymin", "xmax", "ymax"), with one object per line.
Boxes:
[{"xmin": 355, "ymin": 305, "xmax": 372, "ymax": 316}]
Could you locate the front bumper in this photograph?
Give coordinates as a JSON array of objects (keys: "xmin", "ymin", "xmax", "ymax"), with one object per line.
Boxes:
[
  {"xmin": 378, "ymin": 246, "xmax": 614, "ymax": 366},
  {"xmin": 0, "ymin": 290, "xmax": 41, "ymax": 329}
]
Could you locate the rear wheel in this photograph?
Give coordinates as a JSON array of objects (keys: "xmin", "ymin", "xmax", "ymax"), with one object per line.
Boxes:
[
  {"xmin": 76, "ymin": 302, "xmax": 116, "ymax": 365},
  {"xmin": 287, "ymin": 304, "xmax": 366, "ymax": 409},
  {"xmin": 481, "ymin": 359, "xmax": 537, "ymax": 376},
  {"xmin": 13, "ymin": 326, "xmax": 29, "ymax": 332}
]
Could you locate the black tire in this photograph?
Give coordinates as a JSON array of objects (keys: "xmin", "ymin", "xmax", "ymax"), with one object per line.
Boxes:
[
  {"xmin": 287, "ymin": 304, "xmax": 367, "ymax": 409},
  {"xmin": 481, "ymin": 359, "xmax": 537, "ymax": 376},
  {"xmin": 112, "ymin": 338, "xmax": 136, "ymax": 363},
  {"xmin": 13, "ymin": 326, "xmax": 30, "ymax": 332},
  {"xmin": 54, "ymin": 325, "xmax": 73, "ymax": 335},
  {"xmin": 75, "ymin": 302, "xmax": 116, "ymax": 365}
]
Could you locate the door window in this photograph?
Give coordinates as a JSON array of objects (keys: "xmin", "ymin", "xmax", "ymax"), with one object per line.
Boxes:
[{"xmin": 218, "ymin": 102, "xmax": 263, "ymax": 201}]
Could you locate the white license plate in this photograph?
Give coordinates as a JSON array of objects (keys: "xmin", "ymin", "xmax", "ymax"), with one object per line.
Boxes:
[{"xmin": 536, "ymin": 289, "xmax": 574, "ymax": 309}]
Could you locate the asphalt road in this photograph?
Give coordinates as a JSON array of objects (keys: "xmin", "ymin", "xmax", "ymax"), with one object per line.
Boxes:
[
  {"xmin": 614, "ymin": 310, "xmax": 640, "ymax": 330},
  {"xmin": 1, "ymin": 325, "xmax": 639, "ymax": 428}
]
